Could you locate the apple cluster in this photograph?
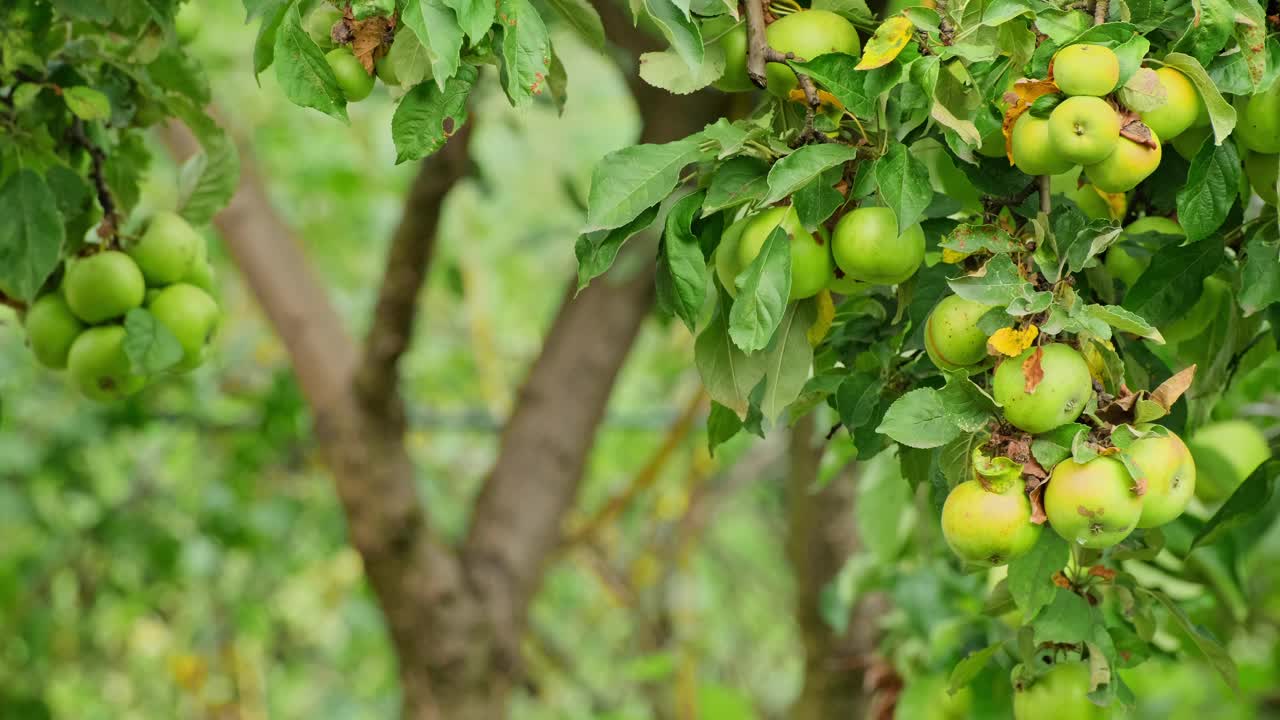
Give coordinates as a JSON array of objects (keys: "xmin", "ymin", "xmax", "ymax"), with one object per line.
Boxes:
[
  {"xmin": 714, "ymin": 204, "xmax": 924, "ymax": 300},
  {"xmin": 23, "ymin": 212, "xmax": 219, "ymax": 402},
  {"xmin": 927, "ymin": 301, "xmax": 1198, "ymax": 564},
  {"xmin": 1009, "ymin": 44, "xmax": 1207, "ymax": 193},
  {"xmin": 308, "ymin": 5, "xmax": 401, "ymax": 101}
]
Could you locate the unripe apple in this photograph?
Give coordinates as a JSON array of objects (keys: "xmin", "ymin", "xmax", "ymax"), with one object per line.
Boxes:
[
  {"xmin": 714, "ymin": 215, "xmax": 750, "ymax": 297},
  {"xmin": 306, "ymin": 5, "xmax": 343, "ymax": 50},
  {"xmin": 1045, "ymin": 455, "xmax": 1142, "ymax": 548},
  {"xmin": 1048, "ymin": 96, "xmax": 1120, "ymax": 165},
  {"xmin": 1138, "ymin": 67, "xmax": 1202, "ymax": 142},
  {"xmin": 1013, "ymin": 662, "xmax": 1107, "ymax": 720},
  {"xmin": 736, "ymin": 206, "xmax": 833, "ymax": 300},
  {"xmin": 1171, "ymin": 125, "xmax": 1211, "ymax": 161},
  {"xmin": 1084, "ymin": 131, "xmax": 1162, "ymax": 193},
  {"xmin": 127, "ymin": 210, "xmax": 202, "ymax": 285},
  {"xmin": 1128, "ymin": 431, "xmax": 1196, "ymax": 528},
  {"xmin": 148, "ymin": 283, "xmax": 220, "ymax": 371},
  {"xmin": 1011, "ymin": 113, "xmax": 1074, "ymax": 176},
  {"xmin": 993, "ymin": 343, "xmax": 1093, "ymax": 434},
  {"xmin": 1105, "ymin": 216, "xmax": 1181, "ymax": 286},
  {"xmin": 941, "ymin": 479, "xmax": 1041, "ymax": 566},
  {"xmin": 375, "ymin": 55, "xmax": 399, "ymax": 86},
  {"xmin": 64, "ymin": 251, "xmax": 147, "ymax": 324},
  {"xmin": 25, "ymin": 294, "xmax": 85, "ymax": 369},
  {"xmin": 706, "ymin": 17, "xmax": 752, "ymax": 93},
  {"xmin": 1234, "ymin": 78, "xmax": 1280, "ymax": 154},
  {"xmin": 183, "ymin": 260, "xmax": 217, "ymax": 295},
  {"xmin": 924, "ymin": 295, "xmax": 992, "ymax": 371},
  {"xmin": 326, "ymin": 47, "xmax": 375, "ymax": 102},
  {"xmin": 174, "ymin": 1, "xmax": 200, "ymax": 43},
  {"xmin": 67, "ymin": 325, "xmax": 146, "ymax": 402},
  {"xmin": 831, "ymin": 206, "xmax": 925, "ymax": 285},
  {"xmin": 1244, "ymin": 152, "xmax": 1279, "ymax": 205},
  {"xmin": 1053, "ymin": 44, "xmax": 1119, "ymax": 97},
  {"xmin": 764, "ymin": 10, "xmax": 860, "ymax": 98},
  {"xmin": 1188, "ymin": 420, "xmax": 1271, "ymax": 503},
  {"xmin": 828, "ymin": 269, "xmax": 867, "ymax": 295}
]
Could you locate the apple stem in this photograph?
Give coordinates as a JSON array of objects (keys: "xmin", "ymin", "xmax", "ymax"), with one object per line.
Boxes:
[
  {"xmin": 1038, "ymin": 174, "xmax": 1052, "ymax": 215},
  {"xmin": 68, "ymin": 118, "xmax": 121, "ymax": 248}
]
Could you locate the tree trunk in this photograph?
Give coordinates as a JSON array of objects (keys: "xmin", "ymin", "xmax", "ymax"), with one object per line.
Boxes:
[{"xmin": 786, "ymin": 418, "xmax": 891, "ymax": 720}]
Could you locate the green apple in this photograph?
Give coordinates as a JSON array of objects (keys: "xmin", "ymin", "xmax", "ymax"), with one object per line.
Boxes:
[
  {"xmin": 306, "ymin": 5, "xmax": 343, "ymax": 50},
  {"xmin": 25, "ymin": 293, "xmax": 85, "ymax": 369},
  {"xmin": 1085, "ymin": 132, "xmax": 1162, "ymax": 192},
  {"xmin": 67, "ymin": 325, "xmax": 147, "ymax": 402},
  {"xmin": 736, "ymin": 206, "xmax": 833, "ymax": 300},
  {"xmin": 941, "ymin": 479, "xmax": 1041, "ymax": 566},
  {"xmin": 375, "ymin": 54, "xmax": 399, "ymax": 86},
  {"xmin": 1053, "ymin": 44, "xmax": 1119, "ymax": 97},
  {"xmin": 714, "ymin": 216, "xmax": 750, "ymax": 297},
  {"xmin": 1138, "ymin": 67, "xmax": 1202, "ymax": 142},
  {"xmin": 127, "ymin": 210, "xmax": 202, "ymax": 285},
  {"xmin": 1235, "ymin": 78, "xmax": 1280, "ymax": 154},
  {"xmin": 1188, "ymin": 420, "xmax": 1271, "ymax": 503},
  {"xmin": 1045, "ymin": 455, "xmax": 1142, "ymax": 548},
  {"xmin": 1014, "ymin": 662, "xmax": 1108, "ymax": 720},
  {"xmin": 764, "ymin": 10, "xmax": 860, "ymax": 98},
  {"xmin": 1048, "ymin": 96, "xmax": 1121, "ymax": 165},
  {"xmin": 1012, "ymin": 114, "xmax": 1074, "ymax": 176},
  {"xmin": 326, "ymin": 47, "xmax": 375, "ymax": 102},
  {"xmin": 1171, "ymin": 125, "xmax": 1211, "ymax": 161},
  {"xmin": 924, "ymin": 295, "xmax": 992, "ymax": 371},
  {"xmin": 993, "ymin": 343, "xmax": 1093, "ymax": 433},
  {"xmin": 1124, "ymin": 215, "xmax": 1183, "ymax": 238},
  {"xmin": 148, "ymin": 283, "xmax": 220, "ymax": 371},
  {"xmin": 1104, "ymin": 247, "xmax": 1148, "ymax": 287},
  {"xmin": 831, "ymin": 206, "xmax": 925, "ymax": 285},
  {"xmin": 1128, "ymin": 431, "xmax": 1196, "ymax": 528},
  {"xmin": 183, "ymin": 260, "xmax": 217, "ymax": 295},
  {"xmin": 705, "ymin": 17, "xmax": 752, "ymax": 93},
  {"xmin": 1245, "ymin": 152, "xmax": 1279, "ymax": 205},
  {"xmin": 64, "ymin": 251, "xmax": 147, "ymax": 324},
  {"xmin": 174, "ymin": 2, "xmax": 200, "ymax": 43}
]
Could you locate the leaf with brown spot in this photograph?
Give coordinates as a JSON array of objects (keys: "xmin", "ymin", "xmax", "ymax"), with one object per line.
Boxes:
[
  {"xmin": 1001, "ymin": 78, "xmax": 1060, "ymax": 163},
  {"xmin": 349, "ymin": 15, "xmax": 393, "ymax": 73},
  {"xmin": 1120, "ymin": 118, "xmax": 1159, "ymax": 149},
  {"xmin": 1022, "ymin": 346, "xmax": 1045, "ymax": 394},
  {"xmin": 1150, "ymin": 365, "xmax": 1196, "ymax": 411}
]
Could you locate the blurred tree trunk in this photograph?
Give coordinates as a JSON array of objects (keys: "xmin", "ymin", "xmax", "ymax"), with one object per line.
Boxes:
[
  {"xmin": 165, "ymin": 1, "xmax": 728, "ymax": 715},
  {"xmin": 786, "ymin": 418, "xmax": 892, "ymax": 720}
]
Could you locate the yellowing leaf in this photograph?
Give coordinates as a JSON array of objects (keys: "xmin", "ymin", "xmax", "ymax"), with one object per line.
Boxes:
[
  {"xmin": 1078, "ymin": 339, "xmax": 1114, "ymax": 385},
  {"xmin": 786, "ymin": 88, "xmax": 845, "ymax": 112},
  {"xmin": 808, "ymin": 290, "xmax": 835, "ymax": 346},
  {"xmin": 1001, "ymin": 77, "xmax": 1060, "ymax": 163},
  {"xmin": 942, "ymin": 248, "xmax": 971, "ymax": 264},
  {"xmin": 855, "ymin": 17, "xmax": 914, "ymax": 70},
  {"xmin": 988, "ymin": 325, "xmax": 1038, "ymax": 357},
  {"xmin": 168, "ymin": 654, "xmax": 207, "ymax": 692}
]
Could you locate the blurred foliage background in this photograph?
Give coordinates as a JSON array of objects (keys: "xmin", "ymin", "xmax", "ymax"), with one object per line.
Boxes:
[{"xmin": 2, "ymin": 2, "xmax": 1280, "ymax": 719}]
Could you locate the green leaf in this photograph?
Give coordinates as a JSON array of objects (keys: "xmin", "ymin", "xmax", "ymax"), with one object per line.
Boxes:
[
  {"xmin": 496, "ymin": 0, "xmax": 552, "ymax": 107},
  {"xmin": 661, "ymin": 190, "xmax": 709, "ymax": 332},
  {"xmin": 390, "ymin": 65, "xmax": 477, "ymax": 163},
  {"xmin": 1239, "ymin": 235, "xmax": 1280, "ymax": 316},
  {"xmin": 788, "ymin": 52, "xmax": 909, "ymax": 117},
  {"xmin": 252, "ymin": 0, "xmax": 289, "ymax": 81},
  {"xmin": 0, "ymin": 170, "xmax": 64, "ymax": 302},
  {"xmin": 875, "ymin": 143, "xmax": 933, "ymax": 233},
  {"xmin": 402, "ymin": 0, "xmax": 464, "ymax": 90},
  {"xmin": 759, "ymin": 300, "xmax": 816, "ymax": 424},
  {"xmin": 123, "ymin": 308, "xmax": 184, "ymax": 374},
  {"xmin": 639, "ymin": 45, "xmax": 726, "ymax": 95},
  {"xmin": 729, "ymin": 226, "xmax": 791, "ymax": 352},
  {"xmin": 940, "ymin": 224, "xmax": 1020, "ymax": 255},
  {"xmin": 1007, "ymin": 531, "xmax": 1068, "ymax": 622},
  {"xmin": 62, "ymin": 86, "xmax": 111, "ymax": 121},
  {"xmin": 761, "ymin": 144, "xmax": 859, "ymax": 206},
  {"xmin": 707, "ymin": 400, "xmax": 742, "ymax": 455},
  {"xmin": 542, "ymin": 0, "xmax": 605, "ymax": 49},
  {"xmin": 585, "ymin": 136, "xmax": 703, "ymax": 231},
  {"xmin": 1123, "ymin": 234, "xmax": 1224, "ymax": 327},
  {"xmin": 1111, "ymin": 34, "xmax": 1150, "ymax": 85},
  {"xmin": 1117, "ymin": 67, "xmax": 1166, "ymax": 113},
  {"xmin": 938, "ymin": 373, "xmax": 997, "ymax": 432},
  {"xmin": 791, "ymin": 167, "xmax": 844, "ymax": 229},
  {"xmin": 443, "ymin": 0, "xmax": 495, "ymax": 42},
  {"xmin": 1030, "ymin": 423, "xmax": 1088, "ymax": 471},
  {"xmin": 835, "ymin": 373, "xmax": 885, "ymax": 433},
  {"xmin": 948, "ymin": 644, "xmax": 1001, "ymax": 694},
  {"xmin": 1032, "ymin": 587, "xmax": 1092, "ymax": 645},
  {"xmin": 273, "ymin": 3, "xmax": 348, "ymax": 122},
  {"xmin": 643, "ymin": 0, "xmax": 703, "ymax": 70},
  {"xmin": 1176, "ymin": 138, "xmax": 1240, "ymax": 244},
  {"xmin": 931, "ymin": 60, "xmax": 981, "ymax": 146},
  {"xmin": 1191, "ymin": 460, "xmax": 1278, "ymax": 550},
  {"xmin": 695, "ymin": 291, "xmax": 768, "ymax": 413},
  {"xmin": 948, "ymin": 254, "xmax": 1033, "ymax": 307},
  {"xmin": 1084, "ymin": 305, "xmax": 1163, "ymax": 342},
  {"xmin": 1139, "ymin": 587, "xmax": 1239, "ymax": 691},
  {"xmin": 703, "ymin": 156, "xmax": 769, "ymax": 214},
  {"xmin": 177, "ymin": 129, "xmax": 240, "ymax": 226},
  {"xmin": 876, "ymin": 388, "xmax": 960, "ymax": 449},
  {"xmin": 575, "ymin": 203, "xmax": 661, "ymax": 291},
  {"xmin": 386, "ymin": 23, "xmax": 434, "ymax": 87},
  {"xmin": 1161, "ymin": 53, "xmax": 1236, "ymax": 144}
]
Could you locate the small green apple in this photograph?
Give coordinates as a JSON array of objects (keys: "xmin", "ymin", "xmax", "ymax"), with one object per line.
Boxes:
[
  {"xmin": 25, "ymin": 294, "xmax": 85, "ymax": 369},
  {"xmin": 1138, "ymin": 67, "xmax": 1202, "ymax": 142},
  {"xmin": 1085, "ymin": 132, "xmax": 1162, "ymax": 193},
  {"xmin": 993, "ymin": 343, "xmax": 1093, "ymax": 433},
  {"xmin": 1011, "ymin": 113, "xmax": 1074, "ymax": 176},
  {"xmin": 1128, "ymin": 430, "xmax": 1196, "ymax": 528},
  {"xmin": 1245, "ymin": 152, "xmax": 1279, "ymax": 205},
  {"xmin": 306, "ymin": 5, "xmax": 343, "ymax": 50},
  {"xmin": 326, "ymin": 47, "xmax": 375, "ymax": 102},
  {"xmin": 64, "ymin": 251, "xmax": 147, "ymax": 324},
  {"xmin": 736, "ymin": 206, "xmax": 833, "ymax": 300},
  {"xmin": 1053, "ymin": 44, "xmax": 1119, "ymax": 97},
  {"xmin": 924, "ymin": 294, "xmax": 992, "ymax": 371},
  {"xmin": 1045, "ymin": 455, "xmax": 1142, "ymax": 548},
  {"xmin": 1234, "ymin": 78, "xmax": 1280, "ymax": 154},
  {"xmin": 1048, "ymin": 96, "xmax": 1120, "ymax": 165},
  {"xmin": 148, "ymin": 283, "xmax": 220, "ymax": 371},
  {"xmin": 764, "ymin": 10, "xmax": 860, "ymax": 98},
  {"xmin": 831, "ymin": 206, "xmax": 925, "ymax": 285},
  {"xmin": 67, "ymin": 325, "xmax": 147, "ymax": 402},
  {"xmin": 127, "ymin": 210, "xmax": 202, "ymax": 285}
]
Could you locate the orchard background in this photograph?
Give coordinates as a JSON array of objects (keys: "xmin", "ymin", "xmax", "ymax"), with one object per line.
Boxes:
[{"xmin": 3, "ymin": 0, "xmax": 1280, "ymax": 718}]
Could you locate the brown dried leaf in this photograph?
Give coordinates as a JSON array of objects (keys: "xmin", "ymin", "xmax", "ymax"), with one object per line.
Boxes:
[
  {"xmin": 1150, "ymin": 364, "xmax": 1197, "ymax": 410},
  {"xmin": 1120, "ymin": 119, "xmax": 1159, "ymax": 149},
  {"xmin": 349, "ymin": 15, "xmax": 394, "ymax": 73},
  {"xmin": 1022, "ymin": 346, "xmax": 1045, "ymax": 394},
  {"xmin": 1029, "ymin": 481, "xmax": 1048, "ymax": 524}
]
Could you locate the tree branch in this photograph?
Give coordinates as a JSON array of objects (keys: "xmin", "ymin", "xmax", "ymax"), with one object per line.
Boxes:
[
  {"xmin": 745, "ymin": 0, "xmax": 773, "ymax": 88},
  {"xmin": 1094, "ymin": 0, "xmax": 1109, "ymax": 24},
  {"xmin": 1039, "ymin": 174, "xmax": 1052, "ymax": 215},
  {"xmin": 68, "ymin": 119, "xmax": 120, "ymax": 245}
]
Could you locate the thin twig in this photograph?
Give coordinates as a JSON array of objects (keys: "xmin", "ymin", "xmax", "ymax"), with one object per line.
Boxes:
[
  {"xmin": 1038, "ymin": 175, "xmax": 1052, "ymax": 215},
  {"xmin": 935, "ymin": 0, "xmax": 954, "ymax": 44},
  {"xmin": 0, "ymin": 291, "xmax": 27, "ymax": 313},
  {"xmin": 68, "ymin": 119, "xmax": 119, "ymax": 246},
  {"xmin": 1093, "ymin": 0, "xmax": 1108, "ymax": 24},
  {"xmin": 795, "ymin": 73, "xmax": 833, "ymax": 145},
  {"xmin": 984, "ymin": 181, "xmax": 1038, "ymax": 212}
]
